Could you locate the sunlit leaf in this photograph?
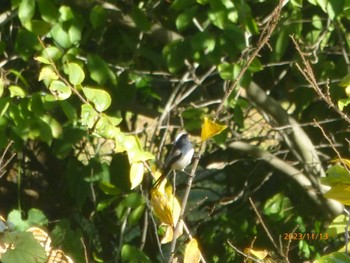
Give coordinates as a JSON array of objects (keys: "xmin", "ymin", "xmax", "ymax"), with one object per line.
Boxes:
[
  {"xmin": 176, "ymin": 7, "xmax": 198, "ymax": 31},
  {"xmin": 244, "ymin": 248, "xmax": 268, "ymax": 260},
  {"xmin": 321, "ymin": 164, "xmax": 350, "ymax": 186},
  {"xmin": 218, "ymin": 63, "xmax": 241, "ymax": 80},
  {"xmin": 82, "ymin": 87, "xmax": 111, "ymax": 112},
  {"xmin": 18, "ymin": 0, "xmax": 35, "ymax": 26},
  {"xmin": 68, "ymin": 63, "xmax": 85, "ymax": 85},
  {"xmin": 130, "ymin": 162, "xmax": 144, "ymax": 190},
  {"xmin": 2, "ymin": 232, "xmax": 47, "ymax": 263},
  {"xmin": 324, "ymin": 184, "xmax": 350, "ymax": 205},
  {"xmin": 338, "ymin": 98, "xmax": 350, "ymax": 111},
  {"xmin": 41, "ymin": 46, "xmax": 62, "ymax": 61},
  {"xmin": 121, "ymin": 244, "xmax": 152, "ymax": 263},
  {"xmin": 315, "ymin": 252, "xmax": 350, "ymax": 263},
  {"xmin": 201, "ymin": 117, "xmax": 227, "ymax": 141},
  {"xmin": 184, "ymin": 239, "xmax": 201, "ymax": 263},
  {"xmin": 327, "ymin": 214, "xmax": 348, "ymax": 237},
  {"xmin": 9, "ymin": 86, "xmax": 26, "ymax": 98},
  {"xmin": 332, "ymin": 159, "xmax": 350, "ymax": 170},
  {"xmin": 49, "ymin": 80, "xmax": 71, "ymax": 100},
  {"xmin": 80, "ymin": 104, "xmax": 99, "ymax": 128},
  {"xmin": 150, "ymin": 189, "xmax": 174, "ymax": 226},
  {"xmin": 34, "ymin": 56, "xmax": 51, "ymax": 65}
]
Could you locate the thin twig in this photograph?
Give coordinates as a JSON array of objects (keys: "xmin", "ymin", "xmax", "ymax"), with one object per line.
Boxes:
[
  {"xmin": 284, "ymin": 225, "xmax": 299, "ymax": 263},
  {"xmin": 249, "ymin": 197, "xmax": 283, "ymax": 258},
  {"xmin": 292, "ymin": 36, "xmax": 350, "ymax": 125},
  {"xmin": 214, "ymin": 0, "xmax": 284, "ymax": 120},
  {"xmin": 313, "ymin": 119, "xmax": 350, "ymax": 174},
  {"xmin": 227, "ymin": 240, "xmax": 262, "ymax": 263}
]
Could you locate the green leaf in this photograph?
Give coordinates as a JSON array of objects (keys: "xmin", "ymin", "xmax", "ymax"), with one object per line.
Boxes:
[
  {"xmin": 34, "ymin": 56, "xmax": 51, "ymax": 65},
  {"xmin": 41, "ymin": 46, "xmax": 63, "ymax": 61},
  {"xmin": 49, "ymin": 80, "xmax": 72, "ymax": 100},
  {"xmin": 338, "ymin": 98, "xmax": 350, "ymax": 111},
  {"xmin": 37, "ymin": 0, "xmax": 59, "ymax": 23},
  {"xmin": 95, "ymin": 115, "xmax": 122, "ymax": 138},
  {"xmin": 50, "ymin": 24, "xmax": 71, "ymax": 48},
  {"xmin": 128, "ymin": 205, "xmax": 145, "ymax": 225},
  {"xmin": 120, "ymin": 193, "xmax": 145, "ymax": 208},
  {"xmin": 58, "ymin": 6, "xmax": 74, "ymax": 21},
  {"xmin": 68, "ymin": 63, "xmax": 85, "ymax": 85},
  {"xmin": 0, "ymin": 78, "xmax": 4, "ymax": 98},
  {"xmin": 50, "ymin": 219, "xmax": 84, "ymax": 262},
  {"xmin": 327, "ymin": 214, "xmax": 348, "ymax": 237},
  {"xmin": 82, "ymin": 87, "xmax": 111, "ymax": 112},
  {"xmin": 315, "ymin": 252, "xmax": 350, "ymax": 263},
  {"xmin": 2, "ymin": 232, "xmax": 47, "ymax": 263},
  {"xmin": 121, "ymin": 245, "xmax": 152, "ymax": 263},
  {"xmin": 248, "ymin": 58, "xmax": 263, "ymax": 72},
  {"xmin": 191, "ymin": 31, "xmax": 216, "ymax": 53},
  {"xmin": 90, "ymin": 5, "xmax": 107, "ymax": 29},
  {"xmin": 97, "ymin": 197, "xmax": 118, "ymax": 211},
  {"xmin": 218, "ymin": 63, "xmax": 241, "ymax": 80},
  {"xmin": 41, "ymin": 115, "xmax": 62, "ymax": 138},
  {"xmin": 99, "ymin": 182, "xmax": 121, "ymax": 196},
  {"xmin": 315, "ymin": 0, "xmax": 345, "ymax": 20},
  {"xmin": 171, "ymin": 0, "xmax": 196, "ymax": 10},
  {"xmin": 87, "ymin": 54, "xmax": 117, "ymax": 85},
  {"xmin": 15, "ymin": 29, "xmax": 41, "ymax": 60},
  {"xmin": 130, "ymin": 7, "xmax": 151, "ymax": 31},
  {"xmin": 176, "ymin": 7, "xmax": 198, "ymax": 31},
  {"xmin": 80, "ymin": 104, "xmax": 99, "ymax": 128},
  {"xmin": 27, "ymin": 20, "xmax": 51, "ymax": 36},
  {"xmin": 7, "ymin": 209, "xmax": 48, "ymax": 231},
  {"xmin": 9, "ymin": 85, "xmax": 26, "ymax": 98},
  {"xmin": 321, "ymin": 165, "xmax": 350, "ymax": 186},
  {"xmin": 38, "ymin": 66, "xmax": 59, "ymax": 85},
  {"xmin": 18, "ymin": 0, "xmax": 35, "ymax": 26},
  {"xmin": 324, "ymin": 184, "xmax": 350, "ymax": 205}
]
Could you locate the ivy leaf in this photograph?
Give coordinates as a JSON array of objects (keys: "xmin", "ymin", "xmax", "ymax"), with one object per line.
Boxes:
[
  {"xmin": 2, "ymin": 232, "xmax": 47, "ymax": 263},
  {"xmin": 7, "ymin": 209, "xmax": 48, "ymax": 231}
]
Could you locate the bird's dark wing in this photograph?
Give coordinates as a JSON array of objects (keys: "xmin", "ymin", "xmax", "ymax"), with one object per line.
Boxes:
[{"xmin": 153, "ymin": 147, "xmax": 182, "ymax": 189}]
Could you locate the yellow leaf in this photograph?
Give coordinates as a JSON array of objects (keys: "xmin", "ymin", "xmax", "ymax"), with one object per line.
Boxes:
[
  {"xmin": 38, "ymin": 66, "xmax": 58, "ymax": 82},
  {"xmin": 324, "ymin": 184, "xmax": 350, "ymax": 205},
  {"xmin": 130, "ymin": 162, "xmax": 144, "ymax": 189},
  {"xmin": 331, "ymin": 158, "xmax": 350, "ymax": 170},
  {"xmin": 151, "ymin": 187, "xmax": 182, "ymax": 227},
  {"xmin": 151, "ymin": 189, "xmax": 174, "ymax": 226},
  {"xmin": 161, "ymin": 225, "xmax": 173, "ymax": 244},
  {"xmin": 201, "ymin": 117, "xmax": 227, "ymax": 141},
  {"xmin": 184, "ymin": 239, "xmax": 201, "ymax": 263},
  {"xmin": 244, "ymin": 248, "xmax": 268, "ymax": 260}
]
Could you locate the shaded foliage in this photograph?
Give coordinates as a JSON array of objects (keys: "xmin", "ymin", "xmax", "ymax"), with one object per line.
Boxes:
[{"xmin": 0, "ymin": 0, "xmax": 350, "ymax": 262}]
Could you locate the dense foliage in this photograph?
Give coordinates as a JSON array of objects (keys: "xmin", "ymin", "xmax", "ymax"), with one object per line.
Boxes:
[{"xmin": 1, "ymin": 0, "xmax": 350, "ymax": 262}]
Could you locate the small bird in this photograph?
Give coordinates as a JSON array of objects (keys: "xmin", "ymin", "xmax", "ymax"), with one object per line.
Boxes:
[{"xmin": 153, "ymin": 133, "xmax": 194, "ymax": 189}]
